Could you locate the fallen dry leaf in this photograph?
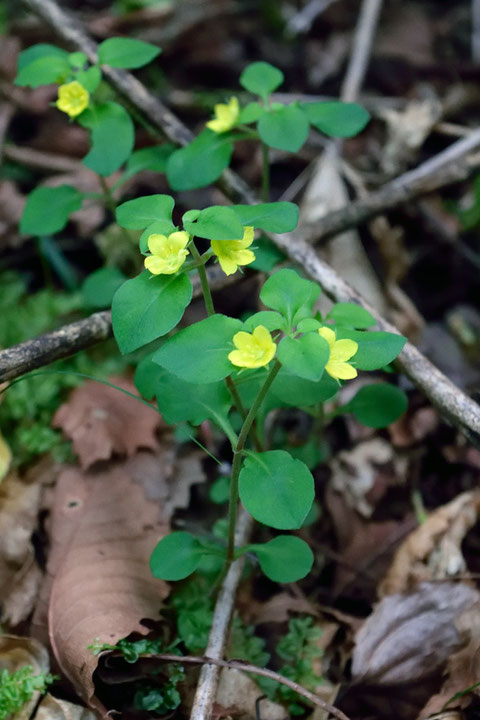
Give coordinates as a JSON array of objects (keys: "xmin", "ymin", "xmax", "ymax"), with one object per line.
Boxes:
[
  {"xmin": 379, "ymin": 490, "xmax": 480, "ymax": 596},
  {"xmin": 216, "ymin": 668, "xmax": 287, "ymax": 720},
  {"xmin": 0, "ymin": 470, "xmax": 43, "ymax": 626},
  {"xmin": 419, "ymin": 602, "xmax": 480, "ymax": 718},
  {"xmin": 53, "ymin": 377, "xmax": 162, "ymax": 469},
  {"xmin": 35, "ymin": 694, "xmax": 97, "ymax": 720},
  {"xmin": 351, "ymin": 582, "xmax": 480, "ymax": 686},
  {"xmin": 32, "ymin": 463, "xmax": 170, "ymax": 709},
  {"xmin": 0, "ymin": 635, "xmax": 50, "ymax": 720}
]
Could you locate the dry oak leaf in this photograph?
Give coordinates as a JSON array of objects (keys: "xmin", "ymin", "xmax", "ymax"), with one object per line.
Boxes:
[
  {"xmin": 39, "ymin": 465, "xmax": 169, "ymax": 710},
  {"xmin": 379, "ymin": 489, "xmax": 480, "ymax": 597},
  {"xmin": 0, "ymin": 470, "xmax": 43, "ymax": 626},
  {"xmin": 53, "ymin": 377, "xmax": 162, "ymax": 469},
  {"xmin": 351, "ymin": 582, "xmax": 480, "ymax": 686},
  {"xmin": 36, "ymin": 694, "xmax": 97, "ymax": 720}
]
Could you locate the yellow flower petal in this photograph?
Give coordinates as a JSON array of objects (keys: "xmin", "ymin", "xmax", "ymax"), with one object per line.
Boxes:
[
  {"xmin": 147, "ymin": 233, "xmax": 168, "ymax": 255},
  {"xmin": 206, "ymin": 96, "xmax": 240, "ymax": 133},
  {"xmin": 327, "ymin": 362, "xmax": 358, "ymax": 380},
  {"xmin": 330, "ymin": 339, "xmax": 358, "ymax": 363},
  {"xmin": 211, "ymin": 227, "xmax": 256, "ymax": 276},
  {"xmin": 144, "ymin": 231, "xmax": 189, "ymax": 275},
  {"xmin": 168, "ymin": 231, "xmax": 190, "ymax": 251},
  {"xmin": 229, "ymin": 325, "xmax": 276, "ymax": 368},
  {"xmin": 318, "ymin": 326, "xmax": 336, "ymax": 350},
  {"xmin": 0, "ymin": 431, "xmax": 12, "ymax": 483},
  {"xmin": 56, "ymin": 81, "xmax": 89, "ymax": 118}
]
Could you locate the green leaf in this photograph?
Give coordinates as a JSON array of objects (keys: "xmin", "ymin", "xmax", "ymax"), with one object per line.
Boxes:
[
  {"xmin": 328, "ymin": 302, "xmax": 375, "ymax": 329},
  {"xmin": 15, "ymin": 44, "xmax": 69, "ymax": 87},
  {"xmin": 153, "ymin": 367, "xmax": 232, "ymax": 426},
  {"xmin": 242, "ymin": 535, "xmax": 314, "ymax": 583},
  {"xmin": 82, "ymin": 266, "xmax": 126, "ymax": 309},
  {"xmin": 258, "ymin": 106, "xmax": 309, "ymax": 152},
  {"xmin": 153, "ymin": 314, "xmax": 242, "ymax": 383},
  {"xmin": 134, "ymin": 352, "xmax": 165, "ymax": 401},
  {"xmin": 260, "ymin": 269, "xmax": 320, "ymax": 328},
  {"xmin": 98, "ymin": 37, "xmax": 161, "ymax": 69},
  {"xmin": 302, "ymin": 101, "xmax": 370, "ymax": 137},
  {"xmin": 80, "ymin": 102, "xmax": 134, "ymax": 176},
  {"xmin": 277, "ymin": 333, "xmax": 329, "ymax": 381},
  {"xmin": 336, "ymin": 329, "xmax": 406, "ymax": 370},
  {"xmin": 139, "ymin": 220, "xmax": 178, "ymax": 253},
  {"xmin": 68, "ymin": 51, "xmax": 87, "ymax": 69},
  {"xmin": 345, "ymin": 383, "xmax": 408, "ymax": 428},
  {"xmin": 240, "ymin": 61, "xmax": 284, "ymax": 101},
  {"xmin": 239, "ymin": 450, "xmax": 314, "ymax": 529},
  {"xmin": 124, "ymin": 144, "xmax": 175, "ymax": 179},
  {"xmin": 238, "ymin": 102, "xmax": 265, "ymax": 124},
  {"xmin": 167, "ymin": 130, "xmax": 233, "ymax": 191},
  {"xmin": 243, "ymin": 311, "xmax": 285, "ymax": 332},
  {"xmin": 183, "ymin": 206, "xmax": 244, "ymax": 241},
  {"xmin": 250, "ymin": 236, "xmax": 285, "ymax": 271},
  {"xmin": 231, "ymin": 202, "xmax": 299, "ymax": 233},
  {"xmin": 76, "ymin": 65, "xmax": 101, "ymax": 93},
  {"xmin": 271, "ymin": 367, "xmax": 338, "ymax": 406},
  {"xmin": 150, "ymin": 531, "xmax": 204, "ymax": 581},
  {"xmin": 20, "ymin": 185, "xmax": 83, "ymax": 236},
  {"xmin": 116, "ymin": 194, "xmax": 175, "ymax": 229},
  {"xmin": 112, "ymin": 271, "xmax": 193, "ymax": 354}
]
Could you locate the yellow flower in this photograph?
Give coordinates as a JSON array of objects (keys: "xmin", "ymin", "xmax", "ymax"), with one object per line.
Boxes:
[
  {"xmin": 318, "ymin": 326, "xmax": 358, "ymax": 380},
  {"xmin": 206, "ymin": 96, "xmax": 240, "ymax": 133},
  {"xmin": 229, "ymin": 325, "xmax": 276, "ymax": 369},
  {"xmin": 144, "ymin": 231, "xmax": 189, "ymax": 275},
  {"xmin": 211, "ymin": 226, "xmax": 255, "ymax": 276},
  {"xmin": 56, "ymin": 81, "xmax": 89, "ymax": 118}
]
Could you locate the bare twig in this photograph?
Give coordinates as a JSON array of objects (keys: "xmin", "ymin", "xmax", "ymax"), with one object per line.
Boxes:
[
  {"xmin": 148, "ymin": 653, "xmax": 350, "ymax": 720},
  {"xmin": 340, "ymin": 0, "xmax": 383, "ymax": 103},
  {"xmin": 190, "ymin": 510, "xmax": 253, "ymax": 720}
]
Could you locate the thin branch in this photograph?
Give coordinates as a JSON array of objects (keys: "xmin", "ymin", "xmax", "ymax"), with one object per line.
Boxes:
[
  {"xmin": 340, "ymin": 0, "xmax": 383, "ymax": 103},
  {"xmin": 148, "ymin": 652, "xmax": 350, "ymax": 720},
  {"xmin": 189, "ymin": 509, "xmax": 253, "ymax": 720}
]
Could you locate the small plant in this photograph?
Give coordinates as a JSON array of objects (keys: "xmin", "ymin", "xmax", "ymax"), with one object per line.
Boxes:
[{"xmin": 0, "ymin": 666, "xmax": 54, "ymax": 720}]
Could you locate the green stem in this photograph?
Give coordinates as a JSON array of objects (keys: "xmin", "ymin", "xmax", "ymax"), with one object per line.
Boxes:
[
  {"xmin": 226, "ymin": 359, "xmax": 282, "ymax": 564},
  {"xmin": 190, "ymin": 239, "xmax": 215, "ymax": 317},
  {"xmin": 261, "ymin": 142, "xmax": 270, "ymax": 202},
  {"xmin": 225, "ymin": 376, "xmax": 263, "ymax": 452},
  {"xmin": 98, "ymin": 176, "xmax": 133, "ymax": 246}
]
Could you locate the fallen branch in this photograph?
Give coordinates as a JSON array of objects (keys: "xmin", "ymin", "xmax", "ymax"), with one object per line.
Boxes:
[{"xmin": 138, "ymin": 651, "xmax": 350, "ymax": 720}]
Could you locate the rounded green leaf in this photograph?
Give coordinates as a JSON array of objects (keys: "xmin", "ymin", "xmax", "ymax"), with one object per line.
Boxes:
[
  {"xmin": 98, "ymin": 37, "xmax": 161, "ymax": 69},
  {"xmin": 277, "ymin": 333, "xmax": 329, "ymax": 382},
  {"xmin": 260, "ymin": 269, "xmax": 320, "ymax": 328},
  {"xmin": 20, "ymin": 185, "xmax": 83, "ymax": 236},
  {"xmin": 258, "ymin": 106, "xmax": 309, "ymax": 152},
  {"xmin": 150, "ymin": 531, "xmax": 204, "ymax": 581},
  {"xmin": 244, "ymin": 535, "xmax": 314, "ymax": 583},
  {"xmin": 124, "ymin": 144, "xmax": 175, "ymax": 179},
  {"xmin": 302, "ymin": 101, "xmax": 370, "ymax": 138},
  {"xmin": 270, "ymin": 367, "xmax": 338, "ymax": 406},
  {"xmin": 249, "ymin": 236, "xmax": 285, "ymax": 271},
  {"xmin": 80, "ymin": 102, "xmax": 134, "ymax": 176},
  {"xmin": 153, "ymin": 314, "xmax": 242, "ymax": 383},
  {"xmin": 16, "ymin": 44, "xmax": 69, "ymax": 87},
  {"xmin": 239, "ymin": 450, "xmax": 314, "ymax": 529},
  {"xmin": 167, "ymin": 130, "xmax": 233, "ymax": 191},
  {"xmin": 328, "ymin": 302, "xmax": 375, "ymax": 329},
  {"xmin": 82, "ymin": 266, "xmax": 126, "ymax": 309},
  {"xmin": 336, "ymin": 329, "xmax": 406, "ymax": 370},
  {"xmin": 240, "ymin": 61, "xmax": 284, "ymax": 101},
  {"xmin": 116, "ymin": 194, "xmax": 175, "ymax": 229},
  {"xmin": 153, "ymin": 367, "xmax": 232, "ymax": 426},
  {"xmin": 243, "ymin": 311, "xmax": 285, "ymax": 332},
  {"xmin": 76, "ymin": 66, "xmax": 101, "ymax": 93},
  {"xmin": 134, "ymin": 352, "xmax": 165, "ymax": 401},
  {"xmin": 237, "ymin": 102, "xmax": 265, "ymax": 124},
  {"xmin": 231, "ymin": 202, "xmax": 299, "ymax": 233},
  {"xmin": 183, "ymin": 206, "xmax": 244, "ymax": 241},
  {"xmin": 346, "ymin": 383, "xmax": 408, "ymax": 428},
  {"xmin": 112, "ymin": 271, "xmax": 193, "ymax": 354}
]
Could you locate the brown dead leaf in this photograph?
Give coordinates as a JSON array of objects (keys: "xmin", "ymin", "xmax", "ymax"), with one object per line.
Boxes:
[
  {"xmin": 35, "ymin": 695, "xmax": 97, "ymax": 720},
  {"xmin": 379, "ymin": 490, "xmax": 480, "ymax": 596},
  {"xmin": 388, "ymin": 407, "xmax": 439, "ymax": 448},
  {"xmin": 53, "ymin": 378, "xmax": 162, "ymax": 469},
  {"xmin": 419, "ymin": 603, "xmax": 480, "ymax": 718},
  {"xmin": 32, "ymin": 463, "xmax": 170, "ymax": 708},
  {"xmin": 0, "ymin": 635, "xmax": 50, "ymax": 720},
  {"xmin": 351, "ymin": 582, "xmax": 480, "ymax": 686},
  {"xmin": 216, "ymin": 669, "xmax": 287, "ymax": 720},
  {"xmin": 0, "ymin": 471, "xmax": 43, "ymax": 626},
  {"xmin": 245, "ymin": 592, "xmax": 318, "ymax": 625}
]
